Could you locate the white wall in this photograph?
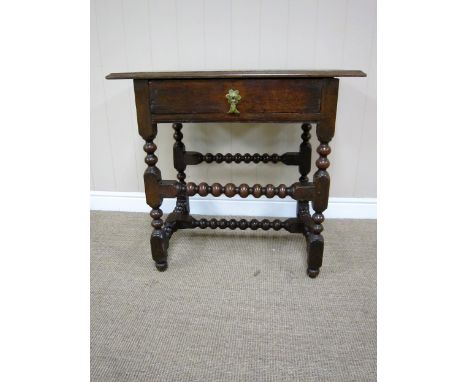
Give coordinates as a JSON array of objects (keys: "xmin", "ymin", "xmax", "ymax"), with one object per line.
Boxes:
[{"xmin": 91, "ymin": 0, "xmax": 376, "ymax": 198}]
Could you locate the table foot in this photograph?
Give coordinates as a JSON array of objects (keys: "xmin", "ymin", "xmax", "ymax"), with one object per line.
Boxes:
[
  {"xmin": 150, "ymin": 229, "xmax": 169, "ymax": 269},
  {"xmin": 307, "ymin": 268, "xmax": 320, "ymax": 278},
  {"xmin": 155, "ymin": 261, "xmax": 168, "ymax": 272},
  {"xmin": 305, "ymin": 232, "xmax": 324, "ymax": 279}
]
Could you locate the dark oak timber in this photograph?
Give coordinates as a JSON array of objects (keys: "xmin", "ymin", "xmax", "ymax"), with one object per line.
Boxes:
[
  {"xmin": 108, "ymin": 70, "xmax": 366, "ymax": 278},
  {"xmin": 184, "ymin": 151, "xmax": 300, "ymax": 165},
  {"xmin": 172, "ymin": 123, "xmax": 190, "ymax": 215},
  {"xmin": 149, "ymin": 78, "xmax": 323, "ymax": 122}
]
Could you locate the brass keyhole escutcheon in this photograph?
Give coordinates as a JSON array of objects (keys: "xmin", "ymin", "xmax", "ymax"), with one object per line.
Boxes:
[{"xmin": 226, "ymin": 89, "xmax": 241, "ymax": 114}]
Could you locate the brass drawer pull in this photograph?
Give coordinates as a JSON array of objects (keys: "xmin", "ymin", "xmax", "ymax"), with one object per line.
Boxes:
[{"xmin": 226, "ymin": 89, "xmax": 241, "ymax": 114}]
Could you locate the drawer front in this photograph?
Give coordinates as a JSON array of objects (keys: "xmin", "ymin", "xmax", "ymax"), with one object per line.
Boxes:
[{"xmin": 149, "ymin": 78, "xmax": 325, "ymax": 122}]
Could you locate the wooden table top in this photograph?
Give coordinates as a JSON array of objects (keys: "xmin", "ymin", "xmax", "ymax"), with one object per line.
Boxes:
[{"xmin": 106, "ymin": 70, "xmax": 366, "ymax": 80}]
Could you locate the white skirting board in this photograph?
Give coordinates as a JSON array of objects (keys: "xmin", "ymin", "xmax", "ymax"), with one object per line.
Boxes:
[{"xmin": 90, "ymin": 191, "xmax": 376, "ymax": 219}]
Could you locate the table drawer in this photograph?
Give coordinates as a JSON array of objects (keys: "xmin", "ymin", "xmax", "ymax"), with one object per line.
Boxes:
[{"xmin": 149, "ymin": 78, "xmax": 325, "ymax": 122}]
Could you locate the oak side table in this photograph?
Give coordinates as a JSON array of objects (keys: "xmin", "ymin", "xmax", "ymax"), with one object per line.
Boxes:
[{"xmin": 106, "ymin": 70, "xmax": 366, "ymax": 278}]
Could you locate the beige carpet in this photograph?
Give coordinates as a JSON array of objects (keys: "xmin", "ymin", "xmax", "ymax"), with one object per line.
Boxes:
[{"xmin": 91, "ymin": 211, "xmax": 376, "ymax": 382}]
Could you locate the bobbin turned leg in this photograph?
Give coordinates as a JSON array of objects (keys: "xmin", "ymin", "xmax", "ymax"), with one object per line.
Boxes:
[
  {"xmin": 306, "ymin": 212, "xmax": 325, "ymax": 278},
  {"xmin": 306, "ymin": 120, "xmax": 333, "ymax": 278},
  {"xmin": 297, "ymin": 123, "xmax": 312, "ymax": 219},
  {"xmin": 172, "ymin": 123, "xmax": 190, "ymax": 215},
  {"xmin": 150, "ymin": 210, "xmax": 168, "ymax": 271},
  {"xmin": 134, "ymin": 80, "xmax": 169, "ymax": 271},
  {"xmin": 144, "ymin": 136, "xmax": 169, "ymax": 271}
]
